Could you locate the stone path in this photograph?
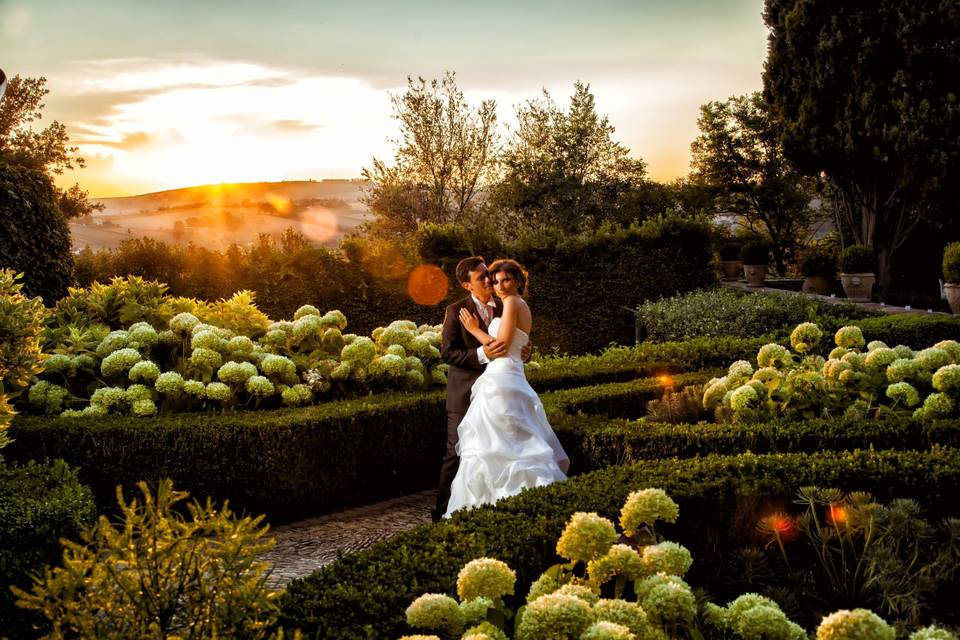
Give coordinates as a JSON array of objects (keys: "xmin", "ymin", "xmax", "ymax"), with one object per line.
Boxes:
[{"xmin": 262, "ymin": 489, "xmax": 436, "ymax": 589}]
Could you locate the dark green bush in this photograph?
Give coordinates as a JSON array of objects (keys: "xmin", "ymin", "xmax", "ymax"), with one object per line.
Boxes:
[
  {"xmin": 798, "ymin": 247, "xmax": 837, "ymax": 278},
  {"xmin": 839, "ymin": 245, "xmax": 875, "ymax": 273},
  {"xmin": 943, "ymin": 241, "xmax": 960, "ymax": 283},
  {"xmin": 276, "ymin": 447, "xmax": 960, "ymax": 639},
  {"xmin": 0, "ymin": 159, "xmax": 73, "ymax": 302},
  {"xmin": 820, "ymin": 313, "xmax": 960, "ymax": 348},
  {"xmin": 0, "ymin": 459, "xmax": 95, "ymax": 638},
  {"xmin": 719, "ymin": 243, "xmax": 740, "ymax": 261},
  {"xmin": 739, "ymin": 239, "xmax": 770, "ymax": 265}
]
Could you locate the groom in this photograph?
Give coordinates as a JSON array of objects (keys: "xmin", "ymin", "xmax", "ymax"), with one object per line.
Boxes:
[{"xmin": 433, "ymin": 256, "xmax": 520, "ymax": 521}]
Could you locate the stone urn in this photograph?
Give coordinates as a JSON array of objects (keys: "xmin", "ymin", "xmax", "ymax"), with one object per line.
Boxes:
[
  {"xmin": 840, "ymin": 273, "xmax": 875, "ymax": 302},
  {"xmin": 945, "ymin": 283, "xmax": 960, "ymax": 314},
  {"xmin": 721, "ymin": 260, "xmax": 742, "ymax": 281},
  {"xmin": 743, "ymin": 264, "xmax": 768, "ymax": 287},
  {"xmin": 802, "ymin": 276, "xmax": 834, "ymax": 296}
]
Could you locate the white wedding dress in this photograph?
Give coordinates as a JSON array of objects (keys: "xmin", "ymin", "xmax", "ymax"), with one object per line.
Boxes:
[{"xmin": 444, "ymin": 317, "xmax": 569, "ymax": 518}]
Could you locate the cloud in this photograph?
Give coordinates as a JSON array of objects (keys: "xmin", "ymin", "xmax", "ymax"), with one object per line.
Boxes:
[{"xmin": 272, "ymin": 119, "xmax": 324, "ymax": 133}]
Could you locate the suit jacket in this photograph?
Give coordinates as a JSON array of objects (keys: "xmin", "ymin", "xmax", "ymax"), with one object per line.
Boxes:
[{"xmin": 441, "ymin": 295, "xmax": 503, "ymax": 414}]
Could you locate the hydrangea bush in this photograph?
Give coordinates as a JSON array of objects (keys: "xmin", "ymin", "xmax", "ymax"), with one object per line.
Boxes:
[
  {"xmin": 397, "ymin": 489, "xmax": 923, "ymax": 640},
  {"xmin": 24, "ymin": 285, "xmax": 449, "ymax": 417},
  {"xmin": 703, "ymin": 322, "xmax": 960, "ymax": 423}
]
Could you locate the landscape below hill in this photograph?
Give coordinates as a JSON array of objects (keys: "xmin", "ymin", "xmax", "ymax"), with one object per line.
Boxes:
[{"xmin": 71, "ymin": 180, "xmax": 374, "ymax": 252}]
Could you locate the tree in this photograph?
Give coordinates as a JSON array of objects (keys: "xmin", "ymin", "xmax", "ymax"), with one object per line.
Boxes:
[
  {"xmin": 0, "ymin": 75, "xmax": 102, "ymax": 219},
  {"xmin": 763, "ymin": 0, "xmax": 960, "ymax": 295},
  {"xmin": 363, "ymin": 72, "xmax": 498, "ymax": 235},
  {"xmin": 689, "ymin": 92, "xmax": 817, "ymax": 275},
  {"xmin": 492, "ymin": 82, "xmax": 648, "ymax": 232}
]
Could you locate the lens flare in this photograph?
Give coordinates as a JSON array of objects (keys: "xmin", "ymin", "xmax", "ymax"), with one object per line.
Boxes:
[
  {"xmin": 659, "ymin": 374, "xmax": 673, "ymax": 386},
  {"xmin": 265, "ymin": 192, "xmax": 292, "ymax": 216},
  {"xmin": 407, "ymin": 264, "xmax": 449, "ymax": 305},
  {"xmin": 299, "ymin": 207, "xmax": 339, "ymax": 244},
  {"xmin": 829, "ymin": 505, "xmax": 848, "ymax": 525},
  {"xmin": 361, "ymin": 244, "xmax": 409, "ymax": 280}
]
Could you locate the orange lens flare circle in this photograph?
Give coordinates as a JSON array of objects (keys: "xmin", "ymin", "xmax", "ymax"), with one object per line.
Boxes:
[
  {"xmin": 299, "ymin": 208, "xmax": 339, "ymax": 244},
  {"xmin": 407, "ymin": 264, "xmax": 448, "ymax": 305}
]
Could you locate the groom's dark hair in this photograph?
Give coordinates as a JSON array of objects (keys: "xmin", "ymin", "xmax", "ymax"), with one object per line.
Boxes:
[{"xmin": 456, "ymin": 256, "xmax": 486, "ymax": 284}]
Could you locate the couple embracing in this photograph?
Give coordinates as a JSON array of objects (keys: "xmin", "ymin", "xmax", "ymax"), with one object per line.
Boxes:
[{"xmin": 433, "ymin": 256, "xmax": 569, "ymax": 521}]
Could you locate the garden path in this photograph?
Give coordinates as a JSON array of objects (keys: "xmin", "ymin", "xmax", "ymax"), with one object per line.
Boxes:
[{"xmin": 261, "ymin": 489, "xmax": 436, "ymax": 589}]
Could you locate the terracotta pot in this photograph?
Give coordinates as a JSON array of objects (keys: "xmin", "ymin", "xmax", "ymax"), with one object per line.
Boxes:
[
  {"xmin": 840, "ymin": 272, "xmax": 875, "ymax": 302},
  {"xmin": 743, "ymin": 264, "xmax": 767, "ymax": 287},
  {"xmin": 945, "ymin": 282, "xmax": 960, "ymax": 314},
  {"xmin": 802, "ymin": 276, "xmax": 834, "ymax": 296},
  {"xmin": 720, "ymin": 260, "xmax": 742, "ymax": 281}
]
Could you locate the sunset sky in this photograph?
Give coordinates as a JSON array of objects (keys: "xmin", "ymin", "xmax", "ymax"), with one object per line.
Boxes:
[{"xmin": 4, "ymin": 0, "xmax": 769, "ymax": 197}]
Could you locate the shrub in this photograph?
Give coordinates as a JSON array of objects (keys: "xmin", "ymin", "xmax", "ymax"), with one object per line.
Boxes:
[
  {"xmin": 0, "ymin": 159, "xmax": 73, "ymax": 302},
  {"xmin": 13, "ymin": 479, "xmax": 280, "ymax": 639},
  {"xmin": 943, "ymin": 241, "xmax": 960, "ymax": 283},
  {"xmin": 839, "ymin": 245, "xmax": 875, "ymax": 273},
  {"xmin": 719, "ymin": 243, "xmax": 741, "ymax": 261},
  {"xmin": 799, "ymin": 247, "xmax": 837, "ymax": 278},
  {"xmin": 836, "ymin": 314, "xmax": 960, "ymax": 348},
  {"xmin": 740, "ymin": 239, "xmax": 770, "ymax": 265},
  {"xmin": 0, "ymin": 270, "xmax": 46, "ymax": 444},
  {"xmin": 0, "ymin": 459, "xmax": 95, "ymax": 638},
  {"xmin": 276, "ymin": 448, "xmax": 960, "ymax": 639}
]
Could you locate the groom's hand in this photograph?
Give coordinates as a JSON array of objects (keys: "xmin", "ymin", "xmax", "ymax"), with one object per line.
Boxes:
[{"xmin": 483, "ymin": 340, "xmax": 507, "ymax": 360}]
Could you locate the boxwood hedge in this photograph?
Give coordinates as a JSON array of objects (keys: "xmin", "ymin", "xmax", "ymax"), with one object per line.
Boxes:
[{"xmin": 276, "ymin": 447, "xmax": 960, "ymax": 639}]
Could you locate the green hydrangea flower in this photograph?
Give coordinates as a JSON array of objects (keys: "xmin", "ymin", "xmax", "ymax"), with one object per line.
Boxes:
[
  {"xmin": 815, "ymin": 608, "xmax": 895, "ymax": 640},
  {"xmin": 834, "ymin": 326, "xmax": 865, "ymax": 350},
  {"xmin": 593, "ymin": 599, "xmax": 657, "ymax": 639},
  {"xmin": 823, "ymin": 359, "xmax": 852, "ymax": 380},
  {"xmin": 757, "ymin": 343, "xmax": 791, "ymax": 368},
  {"xmin": 844, "ymin": 400, "xmax": 870, "ymax": 421},
  {"xmin": 458, "ymin": 597, "xmax": 494, "ymax": 627},
  {"xmin": 218, "ymin": 361, "xmax": 259, "ymax": 385},
  {"xmin": 620, "ymin": 488, "xmax": 679, "ymax": 537},
  {"xmin": 914, "ymin": 392, "xmax": 954, "ymax": 420},
  {"xmin": 155, "ymin": 371, "xmax": 185, "ymax": 395},
  {"xmin": 634, "ymin": 573, "xmax": 696, "ymax": 628},
  {"xmin": 129, "ymin": 360, "xmax": 161, "ymax": 383},
  {"xmin": 788, "ymin": 371, "xmax": 825, "ymax": 396},
  {"xmin": 205, "ymin": 382, "xmax": 232, "ymax": 402},
  {"xmin": 727, "ymin": 360, "xmax": 754, "ymax": 381},
  {"xmin": 893, "ymin": 344, "xmax": 914, "ymax": 359},
  {"xmin": 405, "ymin": 593, "xmax": 463, "ymax": 637},
  {"xmin": 228, "ymin": 335, "xmax": 255, "ymax": 354},
  {"xmin": 828, "ymin": 346, "xmax": 848, "ymax": 360},
  {"xmin": 42, "ymin": 354, "xmax": 74, "ymax": 375},
  {"xmin": 526, "ymin": 572, "xmax": 560, "ymax": 603},
  {"xmin": 641, "ymin": 541, "xmax": 693, "ymax": 577},
  {"xmin": 387, "ymin": 343, "xmax": 407, "ymax": 357},
  {"xmin": 397, "ymin": 636, "xmax": 441, "ymax": 640},
  {"xmin": 293, "ymin": 314, "xmax": 323, "ymax": 342},
  {"xmin": 933, "ymin": 364, "xmax": 960, "ymax": 393},
  {"xmin": 580, "ymin": 621, "xmax": 634, "ymax": 640},
  {"xmin": 341, "ymin": 337, "xmax": 377, "ymax": 367},
  {"xmin": 28, "ymin": 380, "xmax": 70, "ymax": 414},
  {"xmin": 588, "ymin": 544, "xmax": 645, "ymax": 586},
  {"xmin": 909, "ymin": 626, "xmax": 959, "ymax": 640},
  {"xmin": 322, "ymin": 328, "xmax": 345, "ymax": 352},
  {"xmin": 132, "ymin": 398, "xmax": 157, "ymax": 417},
  {"xmin": 885, "ymin": 382, "xmax": 920, "ymax": 407},
  {"xmin": 245, "ymin": 375, "xmax": 275, "ymax": 397},
  {"xmin": 369, "ymin": 354, "xmax": 407, "ymax": 379},
  {"xmin": 866, "ymin": 340, "xmax": 889, "ymax": 351},
  {"xmin": 751, "ymin": 367, "xmax": 780, "ymax": 385},
  {"xmin": 514, "ymin": 593, "xmax": 594, "ymax": 640},
  {"xmin": 71, "ymin": 354, "xmax": 96, "ymax": 371},
  {"xmin": 191, "ymin": 329, "xmax": 227, "ymax": 352},
  {"xmin": 462, "ymin": 621, "xmax": 508, "ymax": 640},
  {"xmin": 405, "ymin": 369, "xmax": 425, "ymax": 388},
  {"xmin": 183, "ymin": 379, "xmax": 206, "ymax": 397},
  {"xmin": 157, "ymin": 329, "xmax": 179, "ymax": 346},
  {"xmin": 293, "ymin": 304, "xmax": 321, "ymax": 320},
  {"xmin": 59, "ymin": 409, "xmax": 84, "ymax": 418},
  {"xmin": 169, "ymin": 312, "xmax": 200, "ymax": 334},
  {"xmin": 281, "ymin": 384, "xmax": 313, "ymax": 406},
  {"xmin": 81, "ymin": 404, "xmax": 108, "ymax": 417},
  {"xmin": 864, "ymin": 347, "xmax": 897, "ymax": 370},
  {"xmin": 101, "ymin": 347, "xmax": 143, "ymax": 378},
  {"xmin": 320, "ymin": 309, "xmax": 347, "ymax": 330},
  {"xmin": 430, "ymin": 364, "xmax": 449, "ymax": 386},
  {"xmin": 915, "ymin": 347, "xmax": 951, "ymax": 371},
  {"xmin": 128, "ymin": 322, "xmax": 159, "ymax": 347},
  {"xmin": 190, "ymin": 347, "xmax": 223, "ymax": 370},
  {"xmin": 262, "ymin": 328, "xmax": 290, "ymax": 349},
  {"xmin": 457, "ymin": 558, "xmax": 516, "ymax": 603},
  {"xmin": 409, "ymin": 335, "xmax": 441, "ymax": 359},
  {"xmin": 125, "ymin": 384, "xmax": 152, "ymax": 403},
  {"xmin": 90, "ymin": 386, "xmax": 126, "ymax": 409},
  {"xmin": 790, "ymin": 322, "xmax": 823, "ymax": 354},
  {"xmin": 841, "ymin": 351, "xmax": 866, "ymax": 370},
  {"xmin": 330, "ymin": 361, "xmax": 352, "ymax": 380},
  {"xmin": 886, "ymin": 358, "xmax": 917, "ymax": 383},
  {"xmin": 706, "ymin": 593, "xmax": 806, "ymax": 640},
  {"xmin": 260, "ymin": 354, "xmax": 297, "ymax": 380},
  {"xmin": 554, "ymin": 583, "xmax": 600, "ymax": 605},
  {"xmin": 729, "ymin": 384, "xmax": 759, "ymax": 412},
  {"xmin": 933, "ymin": 340, "xmax": 960, "ymax": 363},
  {"xmin": 96, "ymin": 330, "xmax": 131, "ymax": 357},
  {"xmin": 702, "ymin": 377, "xmax": 729, "ymax": 412},
  {"xmin": 556, "ymin": 512, "xmax": 618, "ymax": 563}
]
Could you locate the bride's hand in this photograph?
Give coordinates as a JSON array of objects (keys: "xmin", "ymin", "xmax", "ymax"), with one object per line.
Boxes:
[{"xmin": 459, "ymin": 308, "xmax": 480, "ymax": 332}]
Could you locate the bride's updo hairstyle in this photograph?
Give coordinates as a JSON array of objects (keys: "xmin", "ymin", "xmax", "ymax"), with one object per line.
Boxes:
[{"xmin": 488, "ymin": 259, "xmax": 528, "ymax": 295}]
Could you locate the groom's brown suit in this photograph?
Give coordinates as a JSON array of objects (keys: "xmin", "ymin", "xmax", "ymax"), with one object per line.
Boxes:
[{"xmin": 434, "ymin": 294, "xmax": 503, "ymax": 518}]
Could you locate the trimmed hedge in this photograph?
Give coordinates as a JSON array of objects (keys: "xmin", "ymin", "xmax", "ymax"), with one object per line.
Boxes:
[
  {"xmin": 835, "ymin": 313, "xmax": 960, "ymax": 347},
  {"xmin": 0, "ymin": 459, "xmax": 96, "ymax": 637},
  {"xmin": 276, "ymin": 447, "xmax": 960, "ymax": 639}
]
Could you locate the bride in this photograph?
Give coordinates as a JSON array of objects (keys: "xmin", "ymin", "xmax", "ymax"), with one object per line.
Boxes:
[{"xmin": 443, "ymin": 259, "xmax": 569, "ymax": 518}]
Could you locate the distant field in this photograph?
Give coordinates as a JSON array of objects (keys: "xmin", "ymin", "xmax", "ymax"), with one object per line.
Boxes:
[{"xmin": 72, "ymin": 180, "xmax": 375, "ymax": 252}]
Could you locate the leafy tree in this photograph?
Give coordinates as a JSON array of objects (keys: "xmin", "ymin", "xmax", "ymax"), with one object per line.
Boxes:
[
  {"xmin": 492, "ymin": 82, "xmax": 648, "ymax": 232},
  {"xmin": 363, "ymin": 72, "xmax": 498, "ymax": 235},
  {"xmin": 0, "ymin": 75, "xmax": 102, "ymax": 219},
  {"xmin": 0, "ymin": 270, "xmax": 46, "ymax": 446},
  {"xmin": 763, "ymin": 0, "xmax": 960, "ymax": 295},
  {"xmin": 690, "ymin": 92, "xmax": 817, "ymax": 275}
]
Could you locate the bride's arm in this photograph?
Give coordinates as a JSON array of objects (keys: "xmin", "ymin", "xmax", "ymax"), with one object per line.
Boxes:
[{"xmin": 496, "ymin": 297, "xmax": 518, "ymax": 349}]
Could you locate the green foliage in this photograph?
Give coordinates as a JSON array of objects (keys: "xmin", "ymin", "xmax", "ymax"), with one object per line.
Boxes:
[
  {"xmin": 690, "ymin": 92, "xmax": 816, "ymax": 275},
  {"xmin": 834, "ymin": 314, "xmax": 960, "ymax": 348},
  {"xmin": 943, "ymin": 241, "xmax": 960, "ymax": 283},
  {"xmin": 0, "ymin": 459, "xmax": 95, "ymax": 638},
  {"xmin": 277, "ymin": 448, "xmax": 960, "ymax": 638},
  {"xmin": 0, "ymin": 159, "xmax": 73, "ymax": 302},
  {"xmin": 13, "ymin": 479, "xmax": 280, "ymax": 639},
  {"xmin": 719, "ymin": 243, "xmax": 740, "ymax": 261},
  {"xmin": 799, "ymin": 247, "xmax": 837, "ymax": 279},
  {"xmin": 0, "ymin": 269, "xmax": 47, "ymax": 443},
  {"xmin": 839, "ymin": 245, "xmax": 875, "ymax": 274},
  {"xmin": 643, "ymin": 384, "xmax": 708, "ymax": 424},
  {"xmin": 739, "ymin": 239, "xmax": 771, "ymax": 265}
]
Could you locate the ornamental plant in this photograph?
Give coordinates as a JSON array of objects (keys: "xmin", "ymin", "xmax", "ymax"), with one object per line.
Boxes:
[
  {"xmin": 838, "ymin": 246, "xmax": 874, "ymax": 274},
  {"xmin": 944, "ymin": 241, "xmax": 960, "ymax": 284},
  {"xmin": 740, "ymin": 239, "xmax": 771, "ymax": 266},
  {"xmin": 799, "ymin": 247, "xmax": 838, "ymax": 279},
  {"xmin": 0, "ymin": 270, "xmax": 47, "ymax": 445}
]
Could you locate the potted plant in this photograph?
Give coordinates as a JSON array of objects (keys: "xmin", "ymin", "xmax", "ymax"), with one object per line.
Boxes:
[
  {"xmin": 740, "ymin": 239, "xmax": 770, "ymax": 287},
  {"xmin": 719, "ymin": 243, "xmax": 742, "ymax": 281},
  {"xmin": 943, "ymin": 241, "xmax": 960, "ymax": 314},
  {"xmin": 838, "ymin": 245, "xmax": 875, "ymax": 302},
  {"xmin": 798, "ymin": 247, "xmax": 836, "ymax": 295}
]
